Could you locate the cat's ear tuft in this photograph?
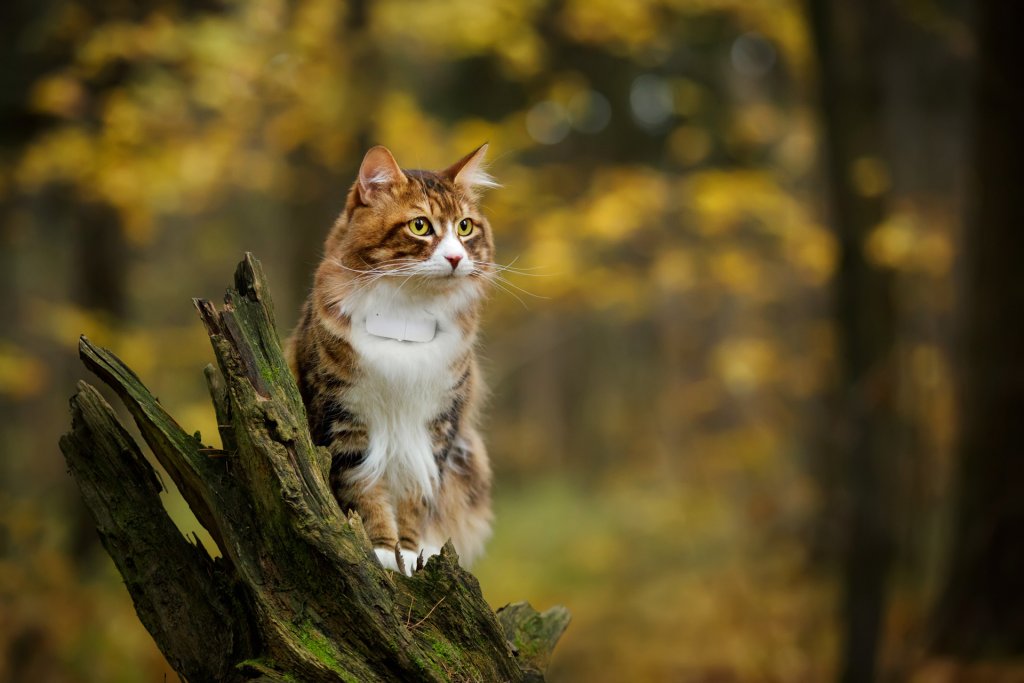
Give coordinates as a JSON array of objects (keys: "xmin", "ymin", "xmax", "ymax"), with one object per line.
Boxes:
[
  {"xmin": 358, "ymin": 146, "xmax": 407, "ymax": 201},
  {"xmin": 442, "ymin": 143, "xmax": 499, "ymax": 195}
]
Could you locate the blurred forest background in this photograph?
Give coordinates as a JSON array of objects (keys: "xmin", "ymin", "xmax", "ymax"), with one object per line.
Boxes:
[{"xmin": 2, "ymin": 0, "xmax": 1022, "ymax": 681}]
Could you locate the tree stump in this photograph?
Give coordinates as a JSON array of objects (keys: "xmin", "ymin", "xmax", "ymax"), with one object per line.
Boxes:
[{"xmin": 59, "ymin": 253, "xmax": 569, "ymax": 682}]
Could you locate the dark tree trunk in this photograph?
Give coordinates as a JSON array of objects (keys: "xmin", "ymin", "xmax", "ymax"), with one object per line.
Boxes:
[
  {"xmin": 929, "ymin": 1, "xmax": 1024, "ymax": 657},
  {"xmin": 73, "ymin": 201, "xmax": 129, "ymax": 319},
  {"xmin": 807, "ymin": 1, "xmax": 898, "ymax": 681},
  {"xmin": 287, "ymin": 0, "xmax": 380, "ymax": 314},
  {"xmin": 60, "ymin": 254, "xmax": 568, "ymax": 682},
  {"xmin": 65, "ymin": 199, "xmax": 131, "ymax": 563}
]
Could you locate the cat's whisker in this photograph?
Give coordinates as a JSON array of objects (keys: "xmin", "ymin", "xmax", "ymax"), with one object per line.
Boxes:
[
  {"xmin": 491, "ymin": 255, "xmax": 530, "ymax": 271},
  {"xmin": 471, "ymin": 271, "xmax": 532, "ymax": 308},
  {"xmin": 492, "ymin": 274, "xmax": 548, "ymax": 298},
  {"xmin": 474, "ymin": 270, "xmax": 549, "ymax": 300},
  {"xmin": 352, "ymin": 271, "xmax": 415, "ymax": 298},
  {"xmin": 342, "ymin": 262, "xmax": 436, "ymax": 303},
  {"xmin": 488, "ymin": 266, "xmax": 551, "ymax": 277},
  {"xmin": 357, "ymin": 255, "xmax": 423, "ymax": 267},
  {"xmin": 474, "ymin": 258, "xmax": 553, "ymax": 277},
  {"xmin": 345, "ymin": 269, "xmax": 400, "ymax": 298},
  {"xmin": 477, "ymin": 273, "xmax": 530, "ymax": 309},
  {"xmin": 331, "ymin": 256, "xmax": 425, "ymax": 277},
  {"xmin": 380, "ymin": 265, "xmax": 432, "ymax": 303},
  {"xmin": 338, "ymin": 262, "xmax": 431, "ymax": 298},
  {"xmin": 391, "ymin": 271, "xmax": 421, "ymax": 300}
]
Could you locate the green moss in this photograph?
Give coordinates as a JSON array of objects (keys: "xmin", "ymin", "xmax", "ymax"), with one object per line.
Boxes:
[
  {"xmin": 250, "ymin": 621, "xmax": 364, "ymax": 683},
  {"xmin": 291, "ymin": 620, "xmax": 346, "ymax": 674},
  {"xmin": 431, "ymin": 638, "xmax": 456, "ymax": 661},
  {"xmin": 418, "ymin": 630, "xmax": 478, "ymax": 679},
  {"xmin": 513, "ymin": 615, "xmax": 552, "ymax": 660}
]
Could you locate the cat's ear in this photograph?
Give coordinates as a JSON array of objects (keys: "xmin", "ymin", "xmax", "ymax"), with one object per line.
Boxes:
[
  {"xmin": 358, "ymin": 146, "xmax": 407, "ymax": 201},
  {"xmin": 442, "ymin": 143, "xmax": 499, "ymax": 194}
]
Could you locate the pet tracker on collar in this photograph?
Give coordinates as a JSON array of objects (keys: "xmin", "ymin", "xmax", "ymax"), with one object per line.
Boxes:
[{"xmin": 365, "ymin": 311, "xmax": 438, "ymax": 343}]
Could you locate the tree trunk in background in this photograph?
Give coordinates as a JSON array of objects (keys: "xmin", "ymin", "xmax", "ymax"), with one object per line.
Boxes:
[
  {"xmin": 0, "ymin": 209, "xmax": 20, "ymax": 488},
  {"xmin": 807, "ymin": 1, "xmax": 898, "ymax": 681},
  {"xmin": 67, "ymin": 199, "xmax": 129, "ymax": 563},
  {"xmin": 0, "ymin": 0, "xmax": 62, "ymax": 497},
  {"xmin": 288, "ymin": 0, "xmax": 379, "ymax": 316},
  {"xmin": 929, "ymin": 1, "xmax": 1024, "ymax": 657},
  {"xmin": 74, "ymin": 201, "xmax": 128, "ymax": 319},
  {"xmin": 876, "ymin": 1, "xmax": 970, "ymax": 610}
]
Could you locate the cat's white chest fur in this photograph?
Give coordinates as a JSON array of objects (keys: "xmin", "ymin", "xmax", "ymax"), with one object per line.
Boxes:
[{"xmin": 339, "ymin": 281, "xmax": 476, "ymax": 499}]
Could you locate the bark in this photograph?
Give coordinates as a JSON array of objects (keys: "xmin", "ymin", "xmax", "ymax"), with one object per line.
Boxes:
[{"xmin": 59, "ymin": 253, "xmax": 569, "ymax": 682}]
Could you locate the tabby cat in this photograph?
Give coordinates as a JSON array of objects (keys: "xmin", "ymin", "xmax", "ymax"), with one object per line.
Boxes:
[{"xmin": 286, "ymin": 144, "xmax": 497, "ymax": 575}]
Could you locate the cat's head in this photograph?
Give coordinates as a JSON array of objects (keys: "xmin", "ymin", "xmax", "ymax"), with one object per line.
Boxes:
[{"xmin": 321, "ymin": 144, "xmax": 498, "ymax": 298}]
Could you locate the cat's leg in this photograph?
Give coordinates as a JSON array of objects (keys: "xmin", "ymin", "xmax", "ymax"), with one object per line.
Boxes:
[
  {"xmin": 330, "ymin": 457, "xmax": 405, "ymax": 574},
  {"xmin": 427, "ymin": 430, "xmax": 493, "ymax": 567},
  {"xmin": 396, "ymin": 496, "xmax": 430, "ymax": 573}
]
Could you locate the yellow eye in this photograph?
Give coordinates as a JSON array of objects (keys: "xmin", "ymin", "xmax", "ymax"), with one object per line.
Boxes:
[
  {"xmin": 457, "ymin": 218, "xmax": 475, "ymax": 237},
  {"xmin": 407, "ymin": 217, "xmax": 432, "ymax": 236}
]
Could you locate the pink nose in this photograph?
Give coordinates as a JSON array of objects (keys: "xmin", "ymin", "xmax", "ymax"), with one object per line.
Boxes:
[{"xmin": 445, "ymin": 254, "xmax": 463, "ymax": 270}]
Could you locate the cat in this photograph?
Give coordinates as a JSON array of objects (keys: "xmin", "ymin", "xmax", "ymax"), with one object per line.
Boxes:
[{"xmin": 286, "ymin": 144, "xmax": 498, "ymax": 575}]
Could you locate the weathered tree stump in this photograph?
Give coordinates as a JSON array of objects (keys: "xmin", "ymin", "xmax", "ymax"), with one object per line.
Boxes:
[{"xmin": 59, "ymin": 253, "xmax": 569, "ymax": 682}]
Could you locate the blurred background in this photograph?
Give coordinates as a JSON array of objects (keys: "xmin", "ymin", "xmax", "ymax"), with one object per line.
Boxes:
[{"xmin": 2, "ymin": 0, "xmax": 1023, "ymax": 681}]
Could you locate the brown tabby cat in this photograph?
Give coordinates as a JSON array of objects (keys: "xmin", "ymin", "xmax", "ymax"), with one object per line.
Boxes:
[{"xmin": 286, "ymin": 144, "xmax": 497, "ymax": 575}]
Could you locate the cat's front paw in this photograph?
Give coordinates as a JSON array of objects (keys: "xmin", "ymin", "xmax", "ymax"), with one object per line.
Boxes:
[
  {"xmin": 401, "ymin": 548, "xmax": 423, "ymax": 575},
  {"xmin": 373, "ymin": 546, "xmax": 422, "ymax": 576}
]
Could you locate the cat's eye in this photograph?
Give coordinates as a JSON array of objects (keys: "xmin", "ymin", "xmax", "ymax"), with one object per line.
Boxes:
[
  {"xmin": 457, "ymin": 218, "xmax": 476, "ymax": 237},
  {"xmin": 407, "ymin": 217, "xmax": 433, "ymax": 236}
]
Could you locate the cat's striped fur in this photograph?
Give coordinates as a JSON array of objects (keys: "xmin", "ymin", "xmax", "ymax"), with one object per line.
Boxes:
[{"xmin": 286, "ymin": 145, "xmax": 495, "ymax": 574}]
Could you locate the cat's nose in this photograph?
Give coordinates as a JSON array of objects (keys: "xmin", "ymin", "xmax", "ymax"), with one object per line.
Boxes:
[{"xmin": 445, "ymin": 254, "xmax": 463, "ymax": 270}]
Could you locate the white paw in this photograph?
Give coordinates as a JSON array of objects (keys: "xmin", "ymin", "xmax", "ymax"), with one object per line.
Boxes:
[
  {"xmin": 373, "ymin": 546, "xmax": 423, "ymax": 576},
  {"xmin": 399, "ymin": 548, "xmax": 420, "ymax": 575},
  {"xmin": 374, "ymin": 547, "xmax": 401, "ymax": 573}
]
